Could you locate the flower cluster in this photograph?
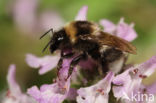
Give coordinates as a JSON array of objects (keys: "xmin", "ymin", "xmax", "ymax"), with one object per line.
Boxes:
[{"xmin": 2, "ymin": 6, "xmax": 156, "ymax": 103}]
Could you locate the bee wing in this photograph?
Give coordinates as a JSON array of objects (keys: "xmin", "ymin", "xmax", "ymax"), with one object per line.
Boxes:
[{"xmin": 79, "ymin": 32, "xmax": 137, "ymax": 54}]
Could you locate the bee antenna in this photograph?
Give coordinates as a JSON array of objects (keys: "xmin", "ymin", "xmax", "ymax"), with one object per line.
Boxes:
[
  {"xmin": 40, "ymin": 28, "xmax": 53, "ymax": 39},
  {"xmin": 42, "ymin": 40, "xmax": 51, "ymax": 53}
]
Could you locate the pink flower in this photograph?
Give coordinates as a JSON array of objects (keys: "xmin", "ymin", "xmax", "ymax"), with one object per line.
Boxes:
[
  {"xmin": 75, "ymin": 6, "xmax": 88, "ymax": 21},
  {"xmin": 39, "ymin": 10, "xmax": 65, "ymax": 31},
  {"xmin": 100, "ymin": 18, "xmax": 137, "ymax": 41},
  {"xmin": 27, "ymin": 80, "xmax": 70, "ymax": 103},
  {"xmin": 2, "ymin": 64, "xmax": 36, "ymax": 103},
  {"xmin": 27, "ymin": 56, "xmax": 77, "ymax": 103},
  {"xmin": 76, "ymin": 72, "xmax": 114, "ymax": 103},
  {"xmin": 146, "ymin": 82, "xmax": 156, "ymax": 95},
  {"xmin": 26, "ymin": 53, "xmax": 60, "ymax": 75},
  {"xmin": 12, "ymin": 0, "xmax": 38, "ymax": 34},
  {"xmin": 10, "ymin": 0, "xmax": 64, "ymax": 34},
  {"xmin": 112, "ymin": 56, "xmax": 156, "ymax": 102}
]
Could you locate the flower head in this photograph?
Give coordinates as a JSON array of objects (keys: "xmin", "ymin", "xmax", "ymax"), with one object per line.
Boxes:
[
  {"xmin": 27, "ymin": 81, "xmax": 70, "ymax": 103},
  {"xmin": 27, "ymin": 55, "xmax": 77, "ymax": 103},
  {"xmin": 100, "ymin": 18, "xmax": 137, "ymax": 41},
  {"xmin": 76, "ymin": 72, "xmax": 114, "ymax": 103},
  {"xmin": 112, "ymin": 55, "xmax": 156, "ymax": 102}
]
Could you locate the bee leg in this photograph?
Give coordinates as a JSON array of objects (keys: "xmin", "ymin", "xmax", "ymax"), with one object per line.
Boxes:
[
  {"xmin": 57, "ymin": 57, "xmax": 63, "ymax": 79},
  {"xmin": 66, "ymin": 53, "xmax": 87, "ymax": 80},
  {"xmin": 57, "ymin": 51, "xmax": 75, "ymax": 79}
]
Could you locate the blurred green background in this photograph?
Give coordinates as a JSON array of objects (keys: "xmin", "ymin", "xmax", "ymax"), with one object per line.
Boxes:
[{"xmin": 0, "ymin": 0, "xmax": 156, "ymax": 93}]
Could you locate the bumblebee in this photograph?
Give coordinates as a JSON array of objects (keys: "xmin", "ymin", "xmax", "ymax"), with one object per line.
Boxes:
[{"xmin": 40, "ymin": 21, "xmax": 136, "ymax": 78}]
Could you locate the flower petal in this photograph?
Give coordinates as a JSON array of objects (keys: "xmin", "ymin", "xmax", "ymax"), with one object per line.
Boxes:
[
  {"xmin": 76, "ymin": 72, "xmax": 114, "ymax": 103},
  {"xmin": 27, "ymin": 79, "xmax": 71, "ymax": 103},
  {"xmin": 99, "ymin": 19, "xmax": 116, "ymax": 34},
  {"xmin": 27, "ymin": 84, "xmax": 65, "ymax": 103},
  {"xmin": 66, "ymin": 88, "xmax": 78, "ymax": 100},
  {"xmin": 3, "ymin": 64, "xmax": 36, "ymax": 103},
  {"xmin": 75, "ymin": 6, "xmax": 88, "ymax": 21},
  {"xmin": 57, "ymin": 53, "xmax": 78, "ymax": 81},
  {"xmin": 100, "ymin": 18, "xmax": 138, "ymax": 41},
  {"xmin": 116, "ymin": 18, "xmax": 137, "ymax": 41},
  {"xmin": 27, "ymin": 86, "xmax": 41, "ymax": 101},
  {"xmin": 27, "ymin": 56, "xmax": 77, "ymax": 103},
  {"xmin": 146, "ymin": 81, "xmax": 156, "ymax": 95},
  {"xmin": 12, "ymin": 0, "xmax": 38, "ymax": 34},
  {"xmin": 131, "ymin": 55, "xmax": 156, "ymax": 78},
  {"xmin": 113, "ymin": 55, "xmax": 156, "ymax": 101},
  {"xmin": 7, "ymin": 64, "xmax": 22, "ymax": 96},
  {"xmin": 26, "ymin": 53, "xmax": 60, "ymax": 75},
  {"xmin": 39, "ymin": 11, "xmax": 64, "ymax": 31},
  {"xmin": 112, "ymin": 70, "xmax": 132, "ymax": 99}
]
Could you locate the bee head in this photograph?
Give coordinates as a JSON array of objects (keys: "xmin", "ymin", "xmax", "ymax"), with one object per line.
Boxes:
[{"xmin": 49, "ymin": 29, "xmax": 70, "ymax": 53}]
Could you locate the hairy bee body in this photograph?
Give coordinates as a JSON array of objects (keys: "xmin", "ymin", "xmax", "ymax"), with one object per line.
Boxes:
[
  {"xmin": 42, "ymin": 20, "xmax": 136, "ymax": 75},
  {"xmin": 64, "ymin": 21, "xmax": 99, "ymax": 43}
]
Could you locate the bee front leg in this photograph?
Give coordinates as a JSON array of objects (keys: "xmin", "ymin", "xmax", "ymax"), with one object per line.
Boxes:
[
  {"xmin": 57, "ymin": 57, "xmax": 63, "ymax": 79},
  {"xmin": 57, "ymin": 51, "xmax": 75, "ymax": 79},
  {"xmin": 66, "ymin": 53, "xmax": 87, "ymax": 80}
]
